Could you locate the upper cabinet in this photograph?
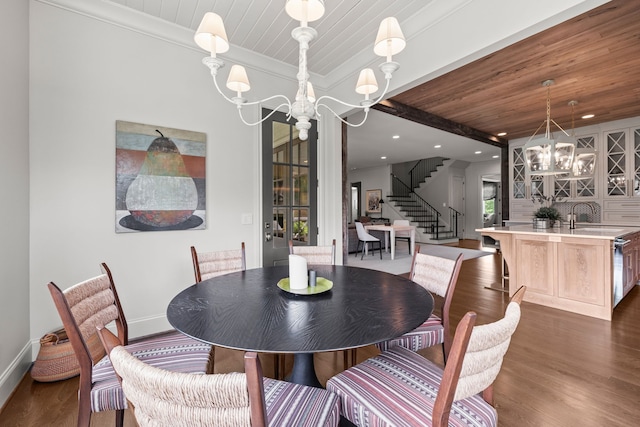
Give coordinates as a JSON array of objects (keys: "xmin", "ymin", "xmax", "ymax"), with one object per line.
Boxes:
[
  {"xmin": 553, "ymin": 134, "xmax": 599, "ymax": 201},
  {"xmin": 510, "ymin": 134, "xmax": 599, "ymax": 203},
  {"xmin": 604, "ymin": 127, "xmax": 640, "ymax": 198},
  {"xmin": 602, "ymin": 126, "xmax": 640, "ymax": 224},
  {"xmin": 509, "ymin": 118, "xmax": 640, "ymax": 225}
]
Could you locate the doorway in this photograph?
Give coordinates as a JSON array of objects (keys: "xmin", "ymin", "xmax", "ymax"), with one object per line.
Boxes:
[
  {"xmin": 262, "ymin": 110, "xmax": 318, "ymax": 266},
  {"xmin": 481, "ymin": 175, "xmax": 500, "ymax": 227},
  {"xmin": 350, "ymin": 182, "xmax": 361, "ymax": 223}
]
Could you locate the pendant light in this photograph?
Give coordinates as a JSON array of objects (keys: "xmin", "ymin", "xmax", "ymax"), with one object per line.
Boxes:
[
  {"xmin": 561, "ymin": 101, "xmax": 597, "ymax": 180},
  {"xmin": 524, "ymin": 80, "xmax": 576, "ymax": 176}
]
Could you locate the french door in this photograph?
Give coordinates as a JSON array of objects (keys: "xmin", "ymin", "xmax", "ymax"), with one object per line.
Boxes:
[{"xmin": 262, "ymin": 110, "xmax": 317, "ymax": 266}]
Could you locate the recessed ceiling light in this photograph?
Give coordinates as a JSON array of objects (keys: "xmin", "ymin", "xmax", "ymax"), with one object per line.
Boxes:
[
  {"xmin": 475, "ymin": 151, "xmax": 482, "ymax": 154},
  {"xmin": 497, "ymin": 132, "xmax": 507, "ymax": 137},
  {"xmin": 434, "ymin": 145, "xmax": 441, "ymax": 148},
  {"xmin": 582, "ymin": 114, "xmax": 595, "ymax": 119},
  {"xmin": 492, "ymin": 155, "xmax": 499, "ymax": 159},
  {"xmin": 380, "ymin": 156, "xmax": 387, "ymax": 160},
  {"xmin": 392, "ymin": 135, "xmax": 400, "ymax": 139}
]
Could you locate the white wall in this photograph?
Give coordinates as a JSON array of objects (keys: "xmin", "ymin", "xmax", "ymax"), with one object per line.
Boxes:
[
  {"xmin": 27, "ymin": 1, "xmax": 341, "ymax": 351},
  {"xmin": 0, "ymin": 0, "xmax": 31, "ymax": 408},
  {"xmin": 348, "ymin": 165, "xmax": 392, "ymax": 219}
]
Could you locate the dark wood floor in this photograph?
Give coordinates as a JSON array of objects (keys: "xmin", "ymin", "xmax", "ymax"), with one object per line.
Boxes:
[{"xmin": 1, "ymin": 240, "xmax": 639, "ymax": 426}]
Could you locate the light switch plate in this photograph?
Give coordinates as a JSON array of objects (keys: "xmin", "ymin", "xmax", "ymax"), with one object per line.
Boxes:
[{"xmin": 241, "ymin": 213, "xmax": 253, "ymax": 225}]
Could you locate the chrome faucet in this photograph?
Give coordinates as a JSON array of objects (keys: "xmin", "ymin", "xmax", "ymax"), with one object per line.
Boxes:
[{"xmin": 569, "ymin": 202, "xmax": 596, "ymax": 229}]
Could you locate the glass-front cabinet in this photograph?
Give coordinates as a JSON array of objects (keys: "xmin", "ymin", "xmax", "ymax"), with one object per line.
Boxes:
[
  {"xmin": 509, "ymin": 120, "xmax": 640, "ymax": 226},
  {"xmin": 553, "ymin": 135, "xmax": 598, "ymax": 200},
  {"xmin": 604, "ymin": 128, "xmax": 640, "ymax": 198},
  {"xmin": 509, "ymin": 134, "xmax": 599, "ymax": 221}
]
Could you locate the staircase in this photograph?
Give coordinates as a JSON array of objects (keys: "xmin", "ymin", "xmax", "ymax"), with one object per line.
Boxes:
[{"xmin": 388, "ymin": 158, "xmax": 461, "ymax": 243}]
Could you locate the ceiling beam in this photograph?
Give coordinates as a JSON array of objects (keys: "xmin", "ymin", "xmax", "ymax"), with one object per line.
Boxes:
[{"xmin": 372, "ymin": 100, "xmax": 508, "ymax": 148}]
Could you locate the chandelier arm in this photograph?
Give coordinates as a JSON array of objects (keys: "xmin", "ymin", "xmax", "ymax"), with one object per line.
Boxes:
[
  {"xmin": 314, "ymin": 103, "xmax": 370, "ymax": 127},
  {"xmin": 236, "ymin": 102, "xmax": 292, "ymax": 126},
  {"xmin": 549, "ymin": 118, "xmax": 570, "ymax": 137},
  {"xmin": 526, "ymin": 121, "xmax": 547, "ymax": 144},
  {"xmin": 211, "ymin": 72, "xmax": 292, "ymax": 112},
  {"xmin": 314, "ymin": 76, "xmax": 392, "ymax": 117},
  {"xmin": 210, "ymin": 72, "xmax": 239, "ymax": 105}
]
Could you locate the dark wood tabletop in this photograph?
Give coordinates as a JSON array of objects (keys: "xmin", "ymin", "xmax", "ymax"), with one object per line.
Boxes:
[{"xmin": 167, "ymin": 265, "xmax": 433, "ymax": 386}]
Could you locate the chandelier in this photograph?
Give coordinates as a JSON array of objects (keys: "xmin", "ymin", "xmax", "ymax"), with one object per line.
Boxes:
[
  {"xmin": 194, "ymin": 0, "xmax": 406, "ymax": 140},
  {"xmin": 524, "ymin": 80, "xmax": 576, "ymax": 176}
]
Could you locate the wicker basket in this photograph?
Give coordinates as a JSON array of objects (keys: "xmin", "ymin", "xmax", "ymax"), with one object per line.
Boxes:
[{"xmin": 31, "ymin": 328, "xmax": 106, "ymax": 382}]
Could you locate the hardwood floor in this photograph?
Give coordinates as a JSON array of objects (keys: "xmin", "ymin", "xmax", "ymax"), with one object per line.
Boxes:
[{"xmin": 1, "ymin": 240, "xmax": 639, "ymax": 426}]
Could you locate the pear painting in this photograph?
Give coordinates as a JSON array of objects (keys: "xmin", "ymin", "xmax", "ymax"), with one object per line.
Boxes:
[{"xmin": 116, "ymin": 121, "xmax": 206, "ymax": 232}]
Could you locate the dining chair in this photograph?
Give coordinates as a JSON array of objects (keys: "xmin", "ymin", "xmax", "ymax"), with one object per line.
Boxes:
[
  {"xmin": 354, "ymin": 221, "xmax": 382, "ymax": 260},
  {"xmin": 375, "ymin": 246, "xmax": 464, "ymax": 362},
  {"xmin": 191, "ymin": 242, "xmax": 246, "ymax": 282},
  {"xmin": 288, "ymin": 239, "xmax": 336, "ymax": 265},
  {"xmin": 191, "ymin": 243, "xmax": 282, "ymax": 379},
  {"xmin": 288, "ymin": 238, "xmax": 353, "ymax": 370},
  {"xmin": 393, "ymin": 219, "xmax": 412, "ymax": 252},
  {"xmin": 326, "ymin": 286, "xmax": 526, "ymax": 427},
  {"xmin": 47, "ymin": 263, "xmax": 213, "ymax": 427},
  {"xmin": 97, "ymin": 327, "xmax": 341, "ymax": 427}
]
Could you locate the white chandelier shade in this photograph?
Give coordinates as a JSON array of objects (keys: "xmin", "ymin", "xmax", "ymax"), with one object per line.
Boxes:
[{"xmin": 194, "ymin": 0, "xmax": 406, "ymax": 140}]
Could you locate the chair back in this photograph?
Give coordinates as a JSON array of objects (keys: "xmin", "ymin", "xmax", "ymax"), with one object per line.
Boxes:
[
  {"xmin": 354, "ymin": 221, "xmax": 375, "ymax": 241},
  {"xmin": 432, "ymin": 287, "xmax": 526, "ymax": 425},
  {"xmin": 410, "ymin": 247, "xmax": 464, "ymax": 359},
  {"xmin": 97, "ymin": 327, "xmax": 261, "ymax": 427},
  {"xmin": 191, "ymin": 243, "xmax": 246, "ymax": 282},
  {"xmin": 410, "ymin": 248, "xmax": 463, "ymax": 298},
  {"xmin": 47, "ymin": 263, "xmax": 126, "ymax": 416},
  {"xmin": 288, "ymin": 239, "xmax": 336, "ymax": 265},
  {"xmin": 393, "ymin": 219, "xmax": 411, "ymax": 238}
]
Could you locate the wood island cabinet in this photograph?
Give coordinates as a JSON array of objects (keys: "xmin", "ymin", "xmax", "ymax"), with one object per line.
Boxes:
[{"xmin": 478, "ymin": 225, "xmax": 640, "ymax": 321}]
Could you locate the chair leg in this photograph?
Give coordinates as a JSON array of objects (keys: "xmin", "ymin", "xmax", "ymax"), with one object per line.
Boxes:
[
  {"xmin": 206, "ymin": 345, "xmax": 216, "ymax": 374},
  {"xmin": 361, "ymin": 242, "xmax": 366, "ymax": 260},
  {"xmin": 115, "ymin": 409, "xmax": 125, "ymax": 427}
]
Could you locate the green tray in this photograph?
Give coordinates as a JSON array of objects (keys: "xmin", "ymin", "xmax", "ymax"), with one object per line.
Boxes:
[{"xmin": 277, "ymin": 277, "xmax": 333, "ymax": 295}]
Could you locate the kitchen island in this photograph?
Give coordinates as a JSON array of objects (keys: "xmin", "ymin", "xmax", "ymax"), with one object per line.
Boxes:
[{"xmin": 477, "ymin": 224, "xmax": 640, "ymax": 320}]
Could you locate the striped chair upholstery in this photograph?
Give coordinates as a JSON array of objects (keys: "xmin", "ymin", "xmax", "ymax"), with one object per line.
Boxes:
[
  {"xmin": 90, "ymin": 330, "xmax": 211, "ymax": 412},
  {"xmin": 376, "ymin": 249, "xmax": 463, "ymax": 362},
  {"xmin": 262, "ymin": 377, "xmax": 341, "ymax": 426},
  {"xmin": 191, "ymin": 243, "xmax": 246, "ymax": 282},
  {"xmin": 47, "ymin": 263, "xmax": 212, "ymax": 427},
  {"xmin": 327, "ymin": 287, "xmax": 525, "ymax": 427},
  {"xmin": 98, "ymin": 327, "xmax": 340, "ymax": 427},
  {"xmin": 288, "ymin": 239, "xmax": 336, "ymax": 265}
]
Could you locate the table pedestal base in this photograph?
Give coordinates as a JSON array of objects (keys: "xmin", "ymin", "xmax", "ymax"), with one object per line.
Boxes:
[{"xmin": 288, "ymin": 353, "xmax": 322, "ymax": 388}]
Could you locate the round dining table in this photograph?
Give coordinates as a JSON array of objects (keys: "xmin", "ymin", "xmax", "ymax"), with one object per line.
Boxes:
[{"xmin": 167, "ymin": 265, "xmax": 433, "ymax": 388}]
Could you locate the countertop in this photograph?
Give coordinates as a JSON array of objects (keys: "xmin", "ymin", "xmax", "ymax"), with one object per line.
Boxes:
[{"xmin": 476, "ymin": 224, "xmax": 640, "ymax": 240}]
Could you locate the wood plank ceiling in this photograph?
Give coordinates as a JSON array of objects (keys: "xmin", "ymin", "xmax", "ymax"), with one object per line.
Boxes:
[{"xmin": 389, "ymin": 0, "xmax": 640, "ymax": 142}]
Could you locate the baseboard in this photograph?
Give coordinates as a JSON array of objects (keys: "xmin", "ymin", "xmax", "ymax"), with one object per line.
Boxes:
[{"xmin": 0, "ymin": 341, "xmax": 32, "ymax": 410}]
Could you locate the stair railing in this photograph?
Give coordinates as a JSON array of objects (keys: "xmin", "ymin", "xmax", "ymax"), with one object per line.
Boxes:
[
  {"xmin": 408, "ymin": 157, "xmax": 447, "ymax": 190},
  {"xmin": 448, "ymin": 207, "xmax": 462, "ymax": 238},
  {"xmin": 391, "ymin": 174, "xmax": 442, "ymax": 239}
]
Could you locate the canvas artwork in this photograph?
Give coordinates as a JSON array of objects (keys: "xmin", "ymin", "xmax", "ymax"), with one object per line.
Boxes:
[
  {"xmin": 115, "ymin": 120, "xmax": 206, "ymax": 233},
  {"xmin": 366, "ymin": 189, "xmax": 382, "ymax": 213}
]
